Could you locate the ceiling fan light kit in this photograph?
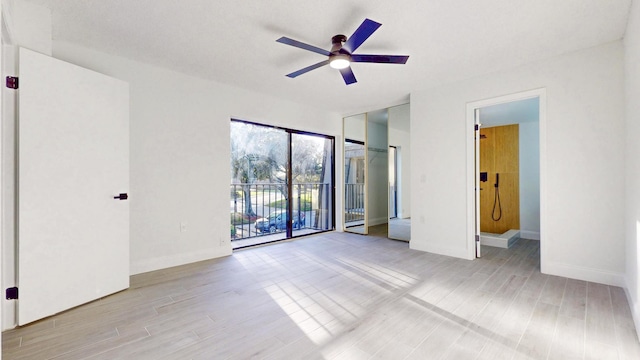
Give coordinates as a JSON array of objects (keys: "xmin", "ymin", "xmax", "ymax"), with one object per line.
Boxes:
[
  {"xmin": 276, "ymin": 18, "xmax": 409, "ymax": 85},
  {"xmin": 329, "ymin": 54, "xmax": 351, "ymax": 69}
]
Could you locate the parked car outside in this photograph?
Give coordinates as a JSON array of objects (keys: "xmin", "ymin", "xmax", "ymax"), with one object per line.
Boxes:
[{"xmin": 255, "ymin": 210, "xmax": 305, "ymax": 233}]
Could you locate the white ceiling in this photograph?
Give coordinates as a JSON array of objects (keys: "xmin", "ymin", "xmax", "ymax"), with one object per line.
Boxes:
[{"xmin": 22, "ymin": 0, "xmax": 632, "ymax": 116}]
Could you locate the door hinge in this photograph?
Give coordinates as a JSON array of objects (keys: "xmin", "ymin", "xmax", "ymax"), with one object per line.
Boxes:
[
  {"xmin": 6, "ymin": 76, "xmax": 18, "ymax": 89},
  {"xmin": 475, "ymin": 234, "xmax": 480, "ymax": 242},
  {"xmin": 474, "ymin": 124, "xmax": 479, "ymax": 131},
  {"xmin": 6, "ymin": 287, "xmax": 18, "ymax": 300}
]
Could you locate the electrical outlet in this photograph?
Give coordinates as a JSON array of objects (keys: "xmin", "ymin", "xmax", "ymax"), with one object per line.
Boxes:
[{"xmin": 180, "ymin": 222, "xmax": 187, "ymax": 232}]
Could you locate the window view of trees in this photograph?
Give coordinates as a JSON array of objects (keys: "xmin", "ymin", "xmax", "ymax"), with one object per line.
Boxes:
[
  {"xmin": 230, "ymin": 123, "xmax": 287, "ymax": 217},
  {"xmin": 230, "ymin": 120, "xmax": 333, "ymax": 246}
]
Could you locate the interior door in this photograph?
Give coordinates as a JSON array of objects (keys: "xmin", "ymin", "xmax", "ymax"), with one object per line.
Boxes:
[{"xmin": 18, "ymin": 47, "xmax": 130, "ymax": 325}]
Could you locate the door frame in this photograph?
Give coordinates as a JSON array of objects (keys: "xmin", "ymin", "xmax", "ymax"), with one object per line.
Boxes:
[{"xmin": 465, "ymin": 89, "xmax": 547, "ymax": 268}]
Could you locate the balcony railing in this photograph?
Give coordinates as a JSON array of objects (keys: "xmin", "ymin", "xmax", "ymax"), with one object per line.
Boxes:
[
  {"xmin": 345, "ymin": 183, "xmax": 365, "ymax": 223},
  {"xmin": 230, "ymin": 183, "xmax": 331, "ymax": 241}
]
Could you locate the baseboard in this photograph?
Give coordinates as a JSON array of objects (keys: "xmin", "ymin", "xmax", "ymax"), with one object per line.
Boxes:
[
  {"xmin": 410, "ymin": 241, "xmax": 474, "ymax": 260},
  {"xmin": 543, "ymin": 261, "xmax": 625, "ymax": 287},
  {"xmin": 130, "ymin": 247, "xmax": 232, "ymax": 275},
  {"xmin": 520, "ymin": 230, "xmax": 540, "ymax": 240},
  {"xmin": 368, "ymin": 217, "xmax": 388, "ymax": 226},
  {"xmin": 623, "ymin": 282, "xmax": 640, "ymax": 342}
]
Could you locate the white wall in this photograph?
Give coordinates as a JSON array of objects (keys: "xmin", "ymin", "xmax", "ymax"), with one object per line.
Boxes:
[
  {"xmin": 411, "ymin": 41, "xmax": 626, "ymax": 286},
  {"xmin": 624, "ymin": 0, "xmax": 640, "ymax": 339},
  {"xmin": 367, "ymin": 120, "xmax": 388, "ymax": 226},
  {"xmin": 389, "ymin": 104, "xmax": 411, "ymax": 219},
  {"xmin": 344, "ymin": 114, "xmax": 366, "ymax": 142},
  {"xmin": 51, "ymin": 41, "xmax": 342, "ymax": 275},
  {"xmin": 519, "ymin": 121, "xmax": 540, "ymax": 240},
  {"xmin": 1, "ymin": 0, "xmax": 51, "ymax": 55}
]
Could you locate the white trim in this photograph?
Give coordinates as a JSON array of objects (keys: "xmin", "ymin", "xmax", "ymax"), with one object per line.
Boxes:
[
  {"xmin": 545, "ymin": 261, "xmax": 625, "ymax": 287},
  {"xmin": 474, "ymin": 109, "xmax": 481, "ymax": 257},
  {"xmin": 131, "ymin": 249, "xmax": 231, "ymax": 275},
  {"xmin": 0, "ymin": 0, "xmax": 4, "ymax": 340},
  {"xmin": 465, "ymin": 103, "xmax": 476, "ymax": 259},
  {"xmin": 368, "ymin": 217, "xmax": 388, "ymax": 226},
  {"xmin": 466, "ymin": 88, "xmax": 547, "ymax": 265},
  {"xmin": 624, "ymin": 280, "xmax": 640, "ymax": 342},
  {"xmin": 411, "ymin": 241, "xmax": 475, "ymax": 260}
]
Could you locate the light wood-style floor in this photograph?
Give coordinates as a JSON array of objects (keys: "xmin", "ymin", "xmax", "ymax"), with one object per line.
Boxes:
[{"xmin": 3, "ymin": 232, "xmax": 640, "ymax": 359}]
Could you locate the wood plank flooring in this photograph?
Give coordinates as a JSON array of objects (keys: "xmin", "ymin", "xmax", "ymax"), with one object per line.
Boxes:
[{"xmin": 3, "ymin": 232, "xmax": 640, "ymax": 359}]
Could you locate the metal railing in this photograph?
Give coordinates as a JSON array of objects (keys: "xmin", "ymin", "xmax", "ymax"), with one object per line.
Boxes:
[
  {"xmin": 345, "ymin": 183, "xmax": 365, "ymax": 223},
  {"xmin": 230, "ymin": 183, "xmax": 331, "ymax": 241}
]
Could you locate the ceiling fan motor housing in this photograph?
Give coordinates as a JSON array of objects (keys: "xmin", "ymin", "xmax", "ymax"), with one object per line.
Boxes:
[
  {"xmin": 331, "ymin": 34, "xmax": 347, "ymax": 45},
  {"xmin": 331, "ymin": 34, "xmax": 349, "ymax": 54}
]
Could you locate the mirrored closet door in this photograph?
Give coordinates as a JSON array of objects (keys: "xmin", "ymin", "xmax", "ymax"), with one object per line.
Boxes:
[
  {"xmin": 387, "ymin": 104, "xmax": 411, "ymax": 241},
  {"xmin": 343, "ymin": 114, "xmax": 367, "ymax": 234},
  {"xmin": 343, "ymin": 104, "xmax": 411, "ymax": 240}
]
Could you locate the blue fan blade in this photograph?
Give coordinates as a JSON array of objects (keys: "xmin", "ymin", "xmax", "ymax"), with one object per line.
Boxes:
[
  {"xmin": 351, "ymin": 54, "xmax": 409, "ymax": 64},
  {"xmin": 286, "ymin": 60, "xmax": 330, "ymax": 78},
  {"xmin": 277, "ymin": 37, "xmax": 331, "ymax": 56},
  {"xmin": 344, "ymin": 19, "xmax": 382, "ymax": 53},
  {"xmin": 339, "ymin": 67, "xmax": 357, "ymax": 85}
]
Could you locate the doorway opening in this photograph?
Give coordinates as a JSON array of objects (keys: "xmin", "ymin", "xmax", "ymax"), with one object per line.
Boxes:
[
  {"xmin": 230, "ymin": 119, "xmax": 335, "ymax": 249},
  {"xmin": 478, "ymin": 122, "xmax": 525, "ymax": 248},
  {"xmin": 467, "ymin": 89, "xmax": 546, "ymax": 265}
]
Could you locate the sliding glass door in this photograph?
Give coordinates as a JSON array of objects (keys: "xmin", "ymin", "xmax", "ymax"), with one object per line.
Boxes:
[
  {"xmin": 292, "ymin": 133, "xmax": 334, "ymax": 236},
  {"xmin": 230, "ymin": 120, "xmax": 334, "ymax": 248}
]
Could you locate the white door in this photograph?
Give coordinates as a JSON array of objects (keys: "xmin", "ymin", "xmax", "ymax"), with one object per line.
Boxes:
[{"xmin": 18, "ymin": 48, "xmax": 130, "ymax": 325}]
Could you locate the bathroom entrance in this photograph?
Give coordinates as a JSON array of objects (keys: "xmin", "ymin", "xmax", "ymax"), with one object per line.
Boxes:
[
  {"xmin": 469, "ymin": 90, "xmax": 543, "ymax": 257},
  {"xmin": 478, "ymin": 123, "xmax": 521, "ymax": 248}
]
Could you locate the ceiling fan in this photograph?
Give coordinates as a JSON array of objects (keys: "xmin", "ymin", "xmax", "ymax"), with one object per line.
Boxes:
[{"xmin": 276, "ymin": 18, "xmax": 409, "ymax": 85}]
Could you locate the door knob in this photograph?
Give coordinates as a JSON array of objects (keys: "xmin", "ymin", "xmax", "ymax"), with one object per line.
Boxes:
[{"xmin": 113, "ymin": 193, "xmax": 128, "ymax": 200}]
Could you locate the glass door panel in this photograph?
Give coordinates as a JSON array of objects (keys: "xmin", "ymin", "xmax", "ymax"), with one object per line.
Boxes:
[
  {"xmin": 230, "ymin": 121, "xmax": 288, "ymax": 247},
  {"xmin": 291, "ymin": 133, "xmax": 334, "ymax": 236}
]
